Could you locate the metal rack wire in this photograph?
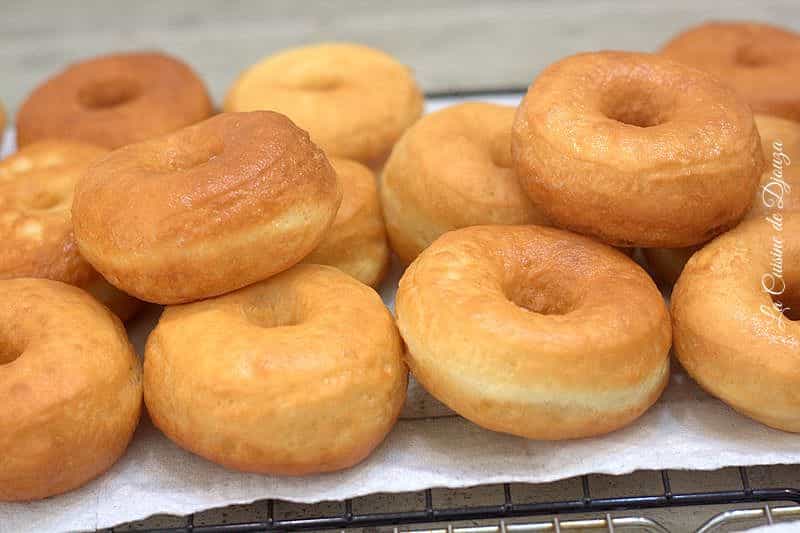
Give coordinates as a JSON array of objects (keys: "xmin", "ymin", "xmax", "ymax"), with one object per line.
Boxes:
[{"xmin": 127, "ymin": 467, "xmax": 800, "ymax": 532}]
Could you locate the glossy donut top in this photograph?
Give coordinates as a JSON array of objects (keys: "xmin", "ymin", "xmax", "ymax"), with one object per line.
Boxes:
[
  {"xmin": 662, "ymin": 22, "xmax": 800, "ymax": 122},
  {"xmin": 17, "ymin": 52, "xmax": 213, "ymax": 149},
  {"xmin": 72, "ymin": 111, "xmax": 341, "ymax": 303},
  {"xmin": 224, "ymin": 42, "xmax": 423, "ymax": 165},
  {"xmin": 0, "ymin": 141, "xmax": 108, "ymax": 285},
  {"xmin": 396, "ymin": 225, "xmax": 671, "ymax": 439},
  {"xmin": 513, "ymin": 51, "xmax": 763, "ymax": 247},
  {"xmin": 382, "ymin": 102, "xmax": 547, "ymax": 264}
]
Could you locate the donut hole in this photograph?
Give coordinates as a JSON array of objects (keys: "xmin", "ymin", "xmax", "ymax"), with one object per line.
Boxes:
[
  {"xmin": 0, "ymin": 340, "xmax": 23, "ymax": 365},
  {"xmin": 78, "ymin": 78, "xmax": 141, "ymax": 110},
  {"xmin": 299, "ymin": 76, "xmax": 342, "ymax": 92},
  {"xmin": 26, "ymin": 190, "xmax": 65, "ymax": 210},
  {"xmin": 772, "ymin": 292, "xmax": 800, "ymax": 322},
  {"xmin": 507, "ymin": 279, "xmax": 580, "ymax": 316},
  {"xmin": 735, "ymin": 45, "xmax": 771, "ymax": 68},
  {"xmin": 165, "ymin": 141, "xmax": 223, "ymax": 172},
  {"xmin": 242, "ymin": 298, "xmax": 300, "ymax": 328},
  {"xmin": 601, "ymin": 88, "xmax": 672, "ymax": 128}
]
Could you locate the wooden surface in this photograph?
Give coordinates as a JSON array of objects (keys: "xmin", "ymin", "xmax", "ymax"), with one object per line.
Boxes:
[{"xmin": 2, "ymin": 0, "xmax": 799, "ymax": 118}]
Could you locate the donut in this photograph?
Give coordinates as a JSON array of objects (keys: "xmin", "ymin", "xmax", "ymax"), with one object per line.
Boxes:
[
  {"xmin": 672, "ymin": 215, "xmax": 800, "ymax": 432},
  {"xmin": 661, "ymin": 22, "xmax": 800, "ymax": 122},
  {"xmin": 645, "ymin": 114, "xmax": 800, "ymax": 286},
  {"xmin": 72, "ymin": 111, "xmax": 341, "ymax": 304},
  {"xmin": 302, "ymin": 158, "xmax": 390, "ymax": 287},
  {"xmin": 224, "ymin": 43, "xmax": 423, "ymax": 167},
  {"xmin": 512, "ymin": 51, "xmax": 764, "ymax": 248},
  {"xmin": 0, "ymin": 278, "xmax": 142, "ymax": 501},
  {"xmin": 144, "ymin": 264, "xmax": 407, "ymax": 474},
  {"xmin": 396, "ymin": 225, "xmax": 671, "ymax": 440},
  {"xmin": 381, "ymin": 102, "xmax": 548, "ymax": 264},
  {"xmin": 17, "ymin": 52, "xmax": 213, "ymax": 149},
  {"xmin": 0, "ymin": 141, "xmax": 140, "ymax": 320}
]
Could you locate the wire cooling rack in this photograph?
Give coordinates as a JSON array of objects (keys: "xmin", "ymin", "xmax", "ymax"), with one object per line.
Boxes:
[{"xmin": 124, "ymin": 467, "xmax": 800, "ymax": 532}]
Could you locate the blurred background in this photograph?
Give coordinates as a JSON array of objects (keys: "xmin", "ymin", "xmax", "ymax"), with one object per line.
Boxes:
[{"xmin": 2, "ymin": 0, "xmax": 799, "ymax": 117}]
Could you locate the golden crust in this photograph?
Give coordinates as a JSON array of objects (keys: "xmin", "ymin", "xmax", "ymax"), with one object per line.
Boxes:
[
  {"xmin": 17, "ymin": 52, "xmax": 213, "ymax": 149},
  {"xmin": 302, "ymin": 158, "xmax": 389, "ymax": 287},
  {"xmin": 0, "ymin": 278, "xmax": 142, "ymax": 501},
  {"xmin": 382, "ymin": 103, "xmax": 548, "ymax": 264},
  {"xmin": 0, "ymin": 141, "xmax": 140, "ymax": 320},
  {"xmin": 396, "ymin": 225, "xmax": 671, "ymax": 440},
  {"xmin": 662, "ymin": 22, "xmax": 800, "ymax": 122},
  {"xmin": 224, "ymin": 43, "xmax": 423, "ymax": 166},
  {"xmin": 645, "ymin": 114, "xmax": 800, "ymax": 286},
  {"xmin": 513, "ymin": 51, "xmax": 763, "ymax": 248},
  {"xmin": 73, "ymin": 111, "xmax": 342, "ymax": 304},
  {"xmin": 671, "ymin": 215, "xmax": 800, "ymax": 432},
  {"xmin": 144, "ymin": 264, "xmax": 407, "ymax": 475}
]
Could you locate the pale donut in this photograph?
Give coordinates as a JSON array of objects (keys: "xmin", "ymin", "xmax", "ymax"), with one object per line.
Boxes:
[
  {"xmin": 645, "ymin": 114, "xmax": 800, "ymax": 286},
  {"xmin": 73, "ymin": 111, "xmax": 341, "ymax": 304},
  {"xmin": 0, "ymin": 278, "xmax": 142, "ymax": 501},
  {"xmin": 144, "ymin": 264, "xmax": 407, "ymax": 475},
  {"xmin": 0, "ymin": 141, "xmax": 140, "ymax": 320},
  {"xmin": 513, "ymin": 51, "xmax": 763, "ymax": 247},
  {"xmin": 302, "ymin": 158, "xmax": 390, "ymax": 287},
  {"xmin": 672, "ymin": 215, "xmax": 800, "ymax": 432},
  {"xmin": 224, "ymin": 43, "xmax": 423, "ymax": 167},
  {"xmin": 382, "ymin": 102, "xmax": 548, "ymax": 264},
  {"xmin": 396, "ymin": 225, "xmax": 671, "ymax": 440},
  {"xmin": 662, "ymin": 22, "xmax": 800, "ymax": 122}
]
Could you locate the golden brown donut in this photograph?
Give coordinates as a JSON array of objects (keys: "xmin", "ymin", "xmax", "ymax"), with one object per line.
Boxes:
[
  {"xmin": 224, "ymin": 43, "xmax": 423, "ymax": 167},
  {"xmin": 645, "ymin": 114, "xmax": 800, "ymax": 286},
  {"xmin": 662, "ymin": 22, "xmax": 800, "ymax": 122},
  {"xmin": 672, "ymin": 215, "xmax": 800, "ymax": 432},
  {"xmin": 302, "ymin": 158, "xmax": 389, "ymax": 287},
  {"xmin": 17, "ymin": 52, "xmax": 213, "ymax": 149},
  {"xmin": 73, "ymin": 111, "xmax": 342, "ymax": 304},
  {"xmin": 382, "ymin": 103, "xmax": 548, "ymax": 264},
  {"xmin": 0, "ymin": 141, "xmax": 140, "ymax": 320},
  {"xmin": 396, "ymin": 225, "xmax": 671, "ymax": 440},
  {"xmin": 144, "ymin": 264, "xmax": 407, "ymax": 474},
  {"xmin": 0, "ymin": 278, "xmax": 142, "ymax": 501},
  {"xmin": 512, "ymin": 51, "xmax": 763, "ymax": 248}
]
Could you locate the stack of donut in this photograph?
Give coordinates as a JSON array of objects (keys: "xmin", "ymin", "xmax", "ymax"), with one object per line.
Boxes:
[{"xmin": 2, "ymin": 20, "xmax": 800, "ymax": 503}]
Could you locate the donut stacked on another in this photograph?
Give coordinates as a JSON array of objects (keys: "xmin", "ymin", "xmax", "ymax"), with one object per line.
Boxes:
[
  {"xmin": 72, "ymin": 111, "xmax": 342, "ymax": 304},
  {"xmin": 512, "ymin": 51, "xmax": 764, "ymax": 248},
  {"xmin": 0, "ymin": 278, "xmax": 142, "ymax": 501},
  {"xmin": 0, "ymin": 141, "xmax": 140, "ymax": 320},
  {"xmin": 662, "ymin": 22, "xmax": 800, "ymax": 122},
  {"xmin": 382, "ymin": 102, "xmax": 548, "ymax": 264},
  {"xmin": 17, "ymin": 52, "xmax": 213, "ymax": 149},
  {"xmin": 224, "ymin": 43, "xmax": 423, "ymax": 167},
  {"xmin": 645, "ymin": 114, "xmax": 800, "ymax": 287}
]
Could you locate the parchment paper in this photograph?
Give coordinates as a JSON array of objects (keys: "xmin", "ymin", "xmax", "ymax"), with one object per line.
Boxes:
[{"xmin": 2, "ymin": 97, "xmax": 800, "ymax": 533}]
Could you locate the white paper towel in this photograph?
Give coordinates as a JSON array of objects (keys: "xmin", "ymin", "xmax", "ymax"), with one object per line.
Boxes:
[{"xmin": 2, "ymin": 97, "xmax": 800, "ymax": 533}]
